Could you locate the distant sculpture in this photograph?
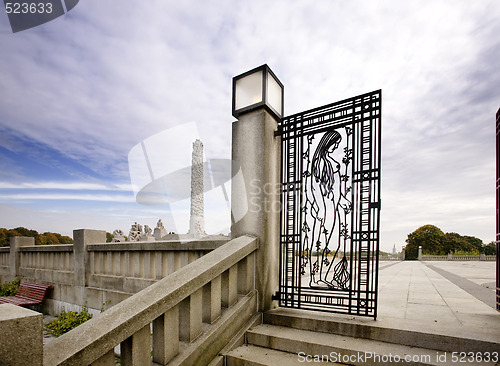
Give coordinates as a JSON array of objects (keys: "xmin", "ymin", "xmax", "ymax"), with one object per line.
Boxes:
[
  {"xmin": 154, "ymin": 219, "xmax": 167, "ymax": 240},
  {"xmin": 128, "ymin": 222, "xmax": 143, "ymax": 242},
  {"xmin": 187, "ymin": 139, "xmax": 207, "ymax": 238},
  {"xmin": 112, "ymin": 229, "xmax": 126, "ymax": 242},
  {"xmin": 140, "ymin": 224, "xmax": 154, "ymax": 241}
]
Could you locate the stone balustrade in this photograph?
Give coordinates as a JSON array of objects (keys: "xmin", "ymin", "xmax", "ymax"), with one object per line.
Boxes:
[
  {"xmin": 43, "ymin": 235, "xmax": 258, "ymax": 366},
  {"xmin": 421, "ymin": 254, "xmax": 496, "ymax": 261},
  {"xmin": 0, "ymin": 232, "xmax": 230, "ymax": 315},
  {"xmin": 0, "ymin": 247, "xmax": 9, "ymax": 276},
  {"xmin": 86, "ymin": 241, "xmax": 219, "ymax": 297},
  {"xmin": 18, "ymin": 245, "xmax": 75, "ymax": 286}
]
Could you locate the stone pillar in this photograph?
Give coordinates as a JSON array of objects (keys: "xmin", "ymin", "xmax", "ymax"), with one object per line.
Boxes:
[
  {"xmin": 400, "ymin": 247, "xmax": 405, "ymax": 261},
  {"xmin": 73, "ymin": 229, "xmax": 106, "ymax": 304},
  {"xmin": 188, "ymin": 139, "xmax": 206, "ymax": 238},
  {"xmin": 231, "ymin": 109, "xmax": 281, "ymax": 311},
  {"xmin": 418, "ymin": 246, "xmax": 422, "ymax": 261},
  {"xmin": 0, "ymin": 303, "xmax": 43, "ymax": 366},
  {"xmin": 9, "ymin": 236, "xmax": 34, "ymax": 277}
]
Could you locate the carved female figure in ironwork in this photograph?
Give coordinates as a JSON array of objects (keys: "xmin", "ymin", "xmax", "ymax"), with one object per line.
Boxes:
[{"xmin": 303, "ymin": 129, "xmax": 351, "ymax": 289}]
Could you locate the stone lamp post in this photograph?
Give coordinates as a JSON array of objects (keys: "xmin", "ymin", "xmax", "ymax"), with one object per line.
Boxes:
[{"xmin": 231, "ymin": 64, "xmax": 283, "ymax": 311}]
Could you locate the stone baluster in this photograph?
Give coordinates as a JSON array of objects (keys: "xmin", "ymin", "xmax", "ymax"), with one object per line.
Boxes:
[
  {"xmin": 238, "ymin": 252, "xmax": 254, "ymax": 295},
  {"xmin": 153, "ymin": 305, "xmax": 179, "ymax": 364},
  {"xmin": 91, "ymin": 349, "xmax": 115, "ymax": 366},
  {"xmin": 222, "ymin": 264, "xmax": 238, "ymax": 308},
  {"xmin": 179, "ymin": 288, "xmax": 203, "ymax": 342},
  {"xmin": 155, "ymin": 252, "xmax": 163, "ymax": 280},
  {"xmin": 203, "ymin": 275, "xmax": 222, "ymax": 324},
  {"xmin": 123, "ymin": 251, "xmax": 130, "ymax": 277},
  {"xmin": 105, "ymin": 252, "xmax": 112, "ymax": 275},
  {"xmin": 120, "ymin": 324, "xmax": 151, "ymax": 365},
  {"xmin": 143, "ymin": 251, "xmax": 151, "ymax": 279}
]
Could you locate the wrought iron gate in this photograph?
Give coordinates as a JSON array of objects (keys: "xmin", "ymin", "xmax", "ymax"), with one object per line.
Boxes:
[{"xmin": 274, "ymin": 90, "xmax": 381, "ymax": 318}]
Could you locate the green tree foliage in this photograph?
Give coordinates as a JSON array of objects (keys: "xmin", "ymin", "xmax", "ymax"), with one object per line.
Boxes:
[
  {"xmin": 0, "ymin": 228, "xmax": 21, "ymax": 247},
  {"xmin": 483, "ymin": 242, "xmax": 496, "ymax": 255},
  {"xmin": 13, "ymin": 226, "xmax": 41, "ymax": 244},
  {"xmin": 54, "ymin": 233, "xmax": 73, "ymax": 244},
  {"xmin": 405, "ymin": 224, "xmax": 445, "ymax": 259},
  {"xmin": 462, "ymin": 236, "xmax": 484, "ymax": 253},
  {"xmin": 405, "ymin": 225, "xmax": 486, "ymax": 259},
  {"xmin": 106, "ymin": 232, "xmax": 114, "ymax": 243},
  {"xmin": 0, "ymin": 227, "xmax": 73, "ymax": 247},
  {"xmin": 443, "ymin": 232, "xmax": 479, "ymax": 255}
]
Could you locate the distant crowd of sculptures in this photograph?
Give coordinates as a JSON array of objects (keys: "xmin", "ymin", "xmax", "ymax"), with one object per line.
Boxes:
[{"xmin": 111, "ymin": 219, "xmax": 175, "ymax": 242}]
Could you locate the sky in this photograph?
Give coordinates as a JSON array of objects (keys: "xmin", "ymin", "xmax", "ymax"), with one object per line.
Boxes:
[{"xmin": 0, "ymin": 0, "xmax": 499, "ymax": 253}]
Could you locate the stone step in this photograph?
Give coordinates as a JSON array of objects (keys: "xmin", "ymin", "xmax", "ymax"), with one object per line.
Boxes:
[
  {"xmin": 225, "ymin": 344, "xmax": 343, "ymax": 365},
  {"xmin": 263, "ymin": 308, "xmax": 500, "ymax": 354},
  {"xmin": 245, "ymin": 323, "xmax": 500, "ymax": 365}
]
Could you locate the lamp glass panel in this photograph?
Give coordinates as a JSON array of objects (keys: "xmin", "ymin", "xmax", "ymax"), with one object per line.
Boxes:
[
  {"xmin": 235, "ymin": 70, "xmax": 263, "ymax": 110},
  {"xmin": 267, "ymin": 73, "xmax": 282, "ymax": 116}
]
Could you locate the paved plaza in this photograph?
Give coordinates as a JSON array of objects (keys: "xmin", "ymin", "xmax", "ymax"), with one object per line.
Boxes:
[{"xmin": 375, "ymin": 260, "xmax": 499, "ymax": 344}]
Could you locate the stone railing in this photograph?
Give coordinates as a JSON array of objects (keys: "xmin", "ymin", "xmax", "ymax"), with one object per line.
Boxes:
[
  {"xmin": 421, "ymin": 254, "xmax": 496, "ymax": 261},
  {"xmin": 379, "ymin": 255, "xmax": 402, "ymax": 261},
  {"xmin": 87, "ymin": 241, "xmax": 209, "ymax": 295},
  {"xmin": 0, "ymin": 232, "xmax": 230, "ymax": 314},
  {"xmin": 19, "ymin": 245, "xmax": 74, "ymax": 285},
  {"xmin": 0, "ymin": 247, "xmax": 9, "ymax": 275},
  {"xmin": 43, "ymin": 235, "xmax": 258, "ymax": 366}
]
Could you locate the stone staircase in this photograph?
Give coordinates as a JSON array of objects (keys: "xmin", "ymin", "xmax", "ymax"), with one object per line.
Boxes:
[{"xmin": 221, "ymin": 308, "xmax": 500, "ymax": 365}]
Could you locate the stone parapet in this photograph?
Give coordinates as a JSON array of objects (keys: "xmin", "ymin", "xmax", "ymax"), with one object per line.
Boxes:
[
  {"xmin": 43, "ymin": 235, "xmax": 258, "ymax": 366},
  {"xmin": 0, "ymin": 303, "xmax": 43, "ymax": 366},
  {"xmin": 0, "ymin": 234, "xmax": 231, "ymax": 315}
]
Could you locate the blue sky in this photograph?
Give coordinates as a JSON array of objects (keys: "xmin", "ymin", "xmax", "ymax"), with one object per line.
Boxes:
[{"xmin": 0, "ymin": 0, "xmax": 499, "ymax": 252}]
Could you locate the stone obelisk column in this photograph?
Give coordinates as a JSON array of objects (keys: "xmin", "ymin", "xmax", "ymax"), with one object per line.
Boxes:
[{"xmin": 188, "ymin": 139, "xmax": 206, "ymax": 238}]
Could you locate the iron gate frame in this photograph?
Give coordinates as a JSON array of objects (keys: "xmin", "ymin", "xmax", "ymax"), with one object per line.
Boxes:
[{"xmin": 273, "ymin": 90, "xmax": 382, "ymax": 319}]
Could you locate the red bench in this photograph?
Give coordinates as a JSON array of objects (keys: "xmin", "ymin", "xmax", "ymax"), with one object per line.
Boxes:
[{"xmin": 0, "ymin": 282, "xmax": 51, "ymax": 307}]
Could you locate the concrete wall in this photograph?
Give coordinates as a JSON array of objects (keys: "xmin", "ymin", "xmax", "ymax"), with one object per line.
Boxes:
[{"xmin": 0, "ymin": 231, "xmax": 229, "ymax": 314}]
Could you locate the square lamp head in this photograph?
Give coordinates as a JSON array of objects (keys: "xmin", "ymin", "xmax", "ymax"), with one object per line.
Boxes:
[{"xmin": 232, "ymin": 64, "xmax": 284, "ymax": 120}]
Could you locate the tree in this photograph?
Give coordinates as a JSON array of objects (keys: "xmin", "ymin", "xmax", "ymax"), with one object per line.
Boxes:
[
  {"xmin": 462, "ymin": 236, "xmax": 484, "ymax": 253},
  {"xmin": 0, "ymin": 228, "xmax": 21, "ymax": 247},
  {"xmin": 54, "ymin": 233, "xmax": 73, "ymax": 244},
  {"xmin": 405, "ymin": 224, "xmax": 445, "ymax": 259},
  {"xmin": 106, "ymin": 232, "xmax": 114, "ymax": 243},
  {"xmin": 13, "ymin": 227, "xmax": 42, "ymax": 245},
  {"xmin": 42, "ymin": 232, "xmax": 60, "ymax": 245},
  {"xmin": 405, "ymin": 225, "xmax": 488, "ymax": 259},
  {"xmin": 483, "ymin": 242, "xmax": 496, "ymax": 256},
  {"xmin": 0, "ymin": 227, "xmax": 73, "ymax": 246},
  {"xmin": 442, "ymin": 232, "xmax": 481, "ymax": 255}
]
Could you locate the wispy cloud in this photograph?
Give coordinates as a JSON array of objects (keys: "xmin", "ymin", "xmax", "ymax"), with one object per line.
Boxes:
[
  {"xmin": 0, "ymin": 181, "xmax": 132, "ymax": 191},
  {"xmin": 0, "ymin": 193, "xmax": 134, "ymax": 202},
  {"xmin": 0, "ymin": 0, "xmax": 498, "ymax": 250}
]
